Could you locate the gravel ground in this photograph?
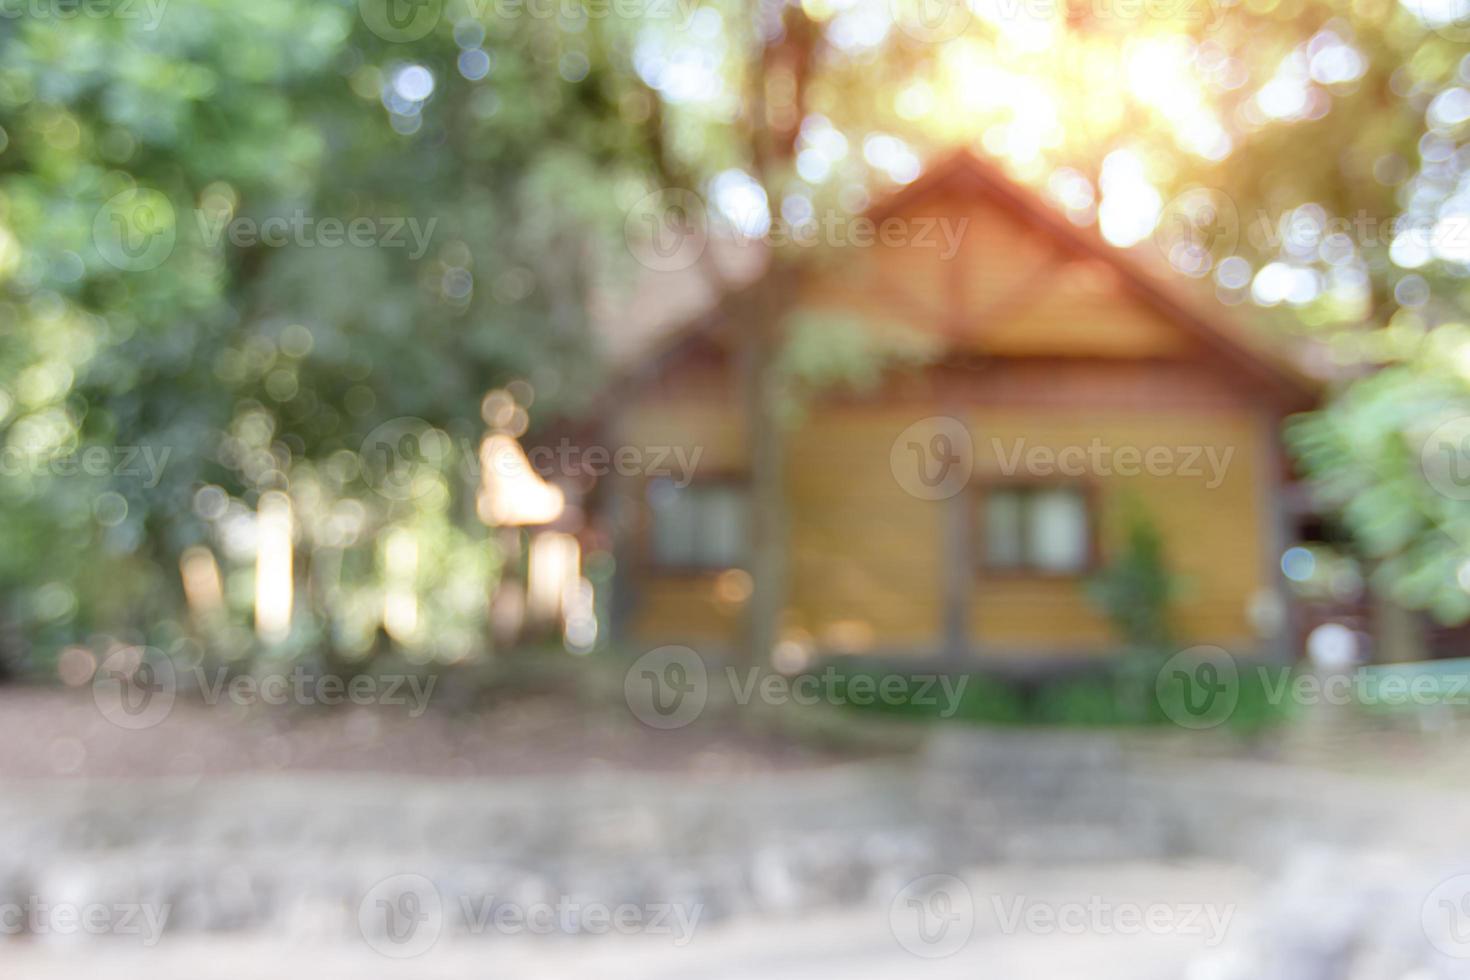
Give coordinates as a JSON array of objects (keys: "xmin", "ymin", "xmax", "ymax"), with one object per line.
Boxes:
[
  {"xmin": 2, "ymin": 862, "xmax": 1259, "ymax": 980},
  {"xmin": 7, "ymin": 685, "xmax": 1470, "ymax": 978}
]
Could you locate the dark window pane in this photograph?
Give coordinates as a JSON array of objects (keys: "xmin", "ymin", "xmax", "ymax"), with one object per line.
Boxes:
[
  {"xmin": 649, "ymin": 482, "xmax": 747, "ymax": 569},
  {"xmin": 984, "ymin": 489, "xmax": 1025, "ymax": 568}
]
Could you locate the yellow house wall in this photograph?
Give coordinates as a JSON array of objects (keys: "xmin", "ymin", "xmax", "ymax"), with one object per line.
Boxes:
[
  {"xmin": 618, "ymin": 395, "xmax": 1269, "ymax": 656},
  {"xmin": 617, "ymin": 394, "xmax": 748, "ymax": 646},
  {"xmin": 961, "ymin": 409, "xmax": 1264, "ymax": 653},
  {"xmin": 614, "ymin": 188, "xmax": 1282, "ymax": 656}
]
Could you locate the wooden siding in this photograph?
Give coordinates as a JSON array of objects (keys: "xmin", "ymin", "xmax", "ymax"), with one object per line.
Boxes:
[
  {"xmin": 617, "ymin": 371, "xmax": 1271, "ymax": 655},
  {"xmin": 610, "ymin": 179, "xmax": 1295, "ymax": 657}
]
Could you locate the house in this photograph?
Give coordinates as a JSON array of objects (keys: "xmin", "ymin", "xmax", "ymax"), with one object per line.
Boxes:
[{"xmin": 558, "ymin": 149, "xmax": 1322, "ymax": 668}]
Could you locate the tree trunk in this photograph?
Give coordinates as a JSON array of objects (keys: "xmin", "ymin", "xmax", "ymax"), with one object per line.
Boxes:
[{"xmin": 742, "ymin": 295, "xmax": 786, "ymax": 662}]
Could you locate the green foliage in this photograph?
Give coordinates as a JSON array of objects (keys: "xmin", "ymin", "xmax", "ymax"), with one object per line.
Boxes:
[
  {"xmin": 1031, "ymin": 678, "xmax": 1126, "ymax": 727},
  {"xmin": 772, "ymin": 310, "xmax": 939, "ymax": 424},
  {"xmin": 828, "ymin": 666, "xmax": 1026, "ymax": 724},
  {"xmin": 4, "ymin": 0, "xmax": 1470, "ymax": 677},
  {"xmin": 1289, "ymin": 323, "xmax": 1470, "ymax": 624},
  {"xmin": 1086, "ymin": 504, "xmax": 1180, "ymax": 651},
  {"xmin": 0, "ymin": 0, "xmax": 662, "ymax": 673},
  {"xmin": 829, "ymin": 661, "xmax": 1290, "ymax": 731}
]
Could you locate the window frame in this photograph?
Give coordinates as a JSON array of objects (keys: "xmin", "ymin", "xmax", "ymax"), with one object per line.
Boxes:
[
  {"xmin": 641, "ymin": 473, "xmax": 751, "ymax": 576},
  {"xmin": 972, "ymin": 480, "xmax": 1100, "ymax": 579}
]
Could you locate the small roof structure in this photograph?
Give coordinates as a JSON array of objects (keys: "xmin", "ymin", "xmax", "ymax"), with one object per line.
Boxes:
[{"xmin": 580, "ymin": 147, "xmax": 1324, "ymax": 419}]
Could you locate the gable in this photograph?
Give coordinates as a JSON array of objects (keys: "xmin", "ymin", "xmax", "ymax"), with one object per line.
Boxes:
[
  {"xmin": 798, "ymin": 193, "xmax": 1196, "ymax": 361},
  {"xmin": 590, "ymin": 150, "xmax": 1318, "ymax": 421}
]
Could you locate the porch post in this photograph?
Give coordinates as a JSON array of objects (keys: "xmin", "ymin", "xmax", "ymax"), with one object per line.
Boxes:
[
  {"xmin": 742, "ymin": 304, "xmax": 787, "ymax": 662},
  {"xmin": 943, "ymin": 488, "xmax": 972, "ymax": 661},
  {"xmin": 1256, "ymin": 407, "xmax": 1295, "ymax": 662}
]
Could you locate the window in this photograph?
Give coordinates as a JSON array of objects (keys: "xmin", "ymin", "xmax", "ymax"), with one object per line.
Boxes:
[
  {"xmin": 646, "ymin": 479, "xmax": 748, "ymax": 570},
  {"xmin": 980, "ymin": 485, "xmax": 1092, "ymax": 574}
]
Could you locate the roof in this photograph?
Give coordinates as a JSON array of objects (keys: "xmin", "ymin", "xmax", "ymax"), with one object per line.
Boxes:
[{"xmin": 581, "ymin": 147, "xmax": 1323, "ymax": 418}]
